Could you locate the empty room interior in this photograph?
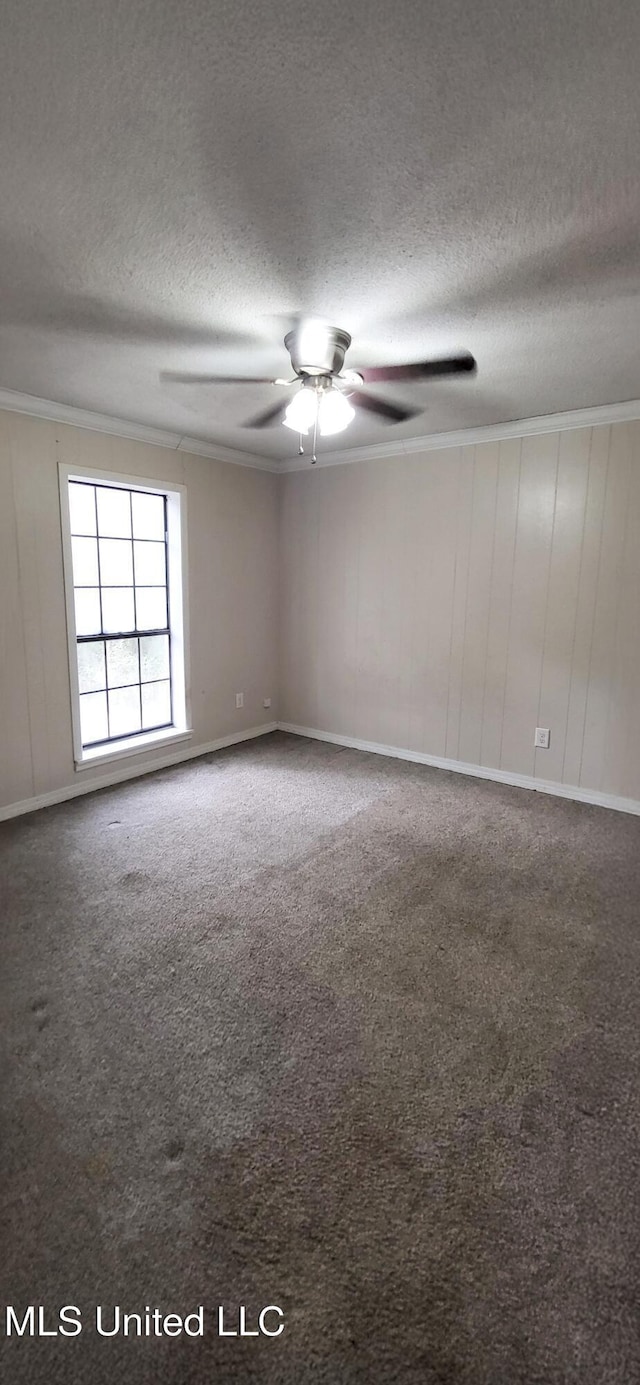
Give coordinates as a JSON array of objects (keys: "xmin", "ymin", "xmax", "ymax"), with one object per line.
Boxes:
[{"xmin": 2, "ymin": 2, "xmax": 640, "ymax": 1382}]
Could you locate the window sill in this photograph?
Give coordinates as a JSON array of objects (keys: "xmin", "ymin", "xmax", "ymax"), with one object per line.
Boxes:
[{"xmin": 75, "ymin": 727, "xmax": 193, "ymax": 772}]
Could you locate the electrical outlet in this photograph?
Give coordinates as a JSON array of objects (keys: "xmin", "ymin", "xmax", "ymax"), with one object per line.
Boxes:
[
  {"xmin": 263, "ymin": 697, "xmax": 272, "ymax": 709},
  {"xmin": 534, "ymin": 727, "xmax": 550, "ymax": 749},
  {"xmin": 235, "ymin": 692, "xmax": 244, "ymax": 709}
]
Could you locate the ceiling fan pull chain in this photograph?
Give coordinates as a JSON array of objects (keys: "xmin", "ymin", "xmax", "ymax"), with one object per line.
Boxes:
[
  {"xmin": 312, "ymin": 390, "xmax": 319, "ymax": 463},
  {"xmin": 298, "ymin": 433, "xmax": 304, "ymax": 455}
]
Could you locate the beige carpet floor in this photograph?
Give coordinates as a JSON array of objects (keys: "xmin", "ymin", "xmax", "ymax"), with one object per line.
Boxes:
[{"xmin": 1, "ymin": 730, "xmax": 640, "ymax": 1384}]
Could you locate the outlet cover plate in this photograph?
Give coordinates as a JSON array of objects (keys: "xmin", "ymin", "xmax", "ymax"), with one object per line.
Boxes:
[{"xmin": 534, "ymin": 727, "xmax": 550, "ymax": 749}]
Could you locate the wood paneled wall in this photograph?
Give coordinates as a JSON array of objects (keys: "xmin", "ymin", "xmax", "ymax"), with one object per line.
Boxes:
[
  {"xmin": 0, "ymin": 410, "xmax": 278, "ymax": 811},
  {"xmin": 2, "ymin": 409, "xmax": 639, "ymax": 813},
  {"xmin": 279, "ymin": 423, "xmax": 640, "ymax": 802}
]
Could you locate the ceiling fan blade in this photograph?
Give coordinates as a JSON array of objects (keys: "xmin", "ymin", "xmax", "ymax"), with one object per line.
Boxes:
[
  {"xmin": 244, "ymin": 400, "xmax": 288, "ymax": 428},
  {"xmin": 357, "ymin": 353, "xmax": 476, "ymax": 384},
  {"xmin": 161, "ymin": 371, "xmax": 286, "ymax": 385},
  {"xmin": 350, "ymin": 390, "xmax": 422, "ymax": 424}
]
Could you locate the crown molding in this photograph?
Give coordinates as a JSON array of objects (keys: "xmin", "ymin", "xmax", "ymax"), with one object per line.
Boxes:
[
  {"xmin": 0, "ymin": 386, "xmax": 279, "ymax": 472},
  {"xmin": 3, "ymin": 384, "xmax": 639, "ymax": 478},
  {"xmin": 175, "ymin": 434, "xmax": 277, "ymax": 470},
  {"xmin": 279, "ymin": 396, "xmax": 640, "ymax": 471}
]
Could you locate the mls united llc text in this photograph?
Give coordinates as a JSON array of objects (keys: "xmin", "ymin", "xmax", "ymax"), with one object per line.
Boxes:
[{"xmin": 4, "ymin": 1305, "xmax": 285, "ymax": 1338}]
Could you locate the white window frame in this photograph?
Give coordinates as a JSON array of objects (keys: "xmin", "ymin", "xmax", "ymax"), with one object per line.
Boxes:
[{"xmin": 58, "ymin": 463, "xmax": 192, "ymax": 770}]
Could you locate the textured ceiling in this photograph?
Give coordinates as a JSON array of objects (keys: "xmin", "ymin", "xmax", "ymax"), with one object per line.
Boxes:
[{"xmin": 1, "ymin": 0, "xmax": 640, "ymax": 463}]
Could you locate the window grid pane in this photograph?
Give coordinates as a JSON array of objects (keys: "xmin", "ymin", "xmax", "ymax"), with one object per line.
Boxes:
[
  {"xmin": 69, "ymin": 482, "xmax": 97, "ymax": 536},
  {"xmin": 96, "ymin": 486, "xmax": 132, "ymax": 538},
  {"xmin": 77, "ymin": 640, "xmax": 106, "ymax": 694},
  {"xmin": 69, "ymin": 482, "xmax": 172, "ymax": 748}
]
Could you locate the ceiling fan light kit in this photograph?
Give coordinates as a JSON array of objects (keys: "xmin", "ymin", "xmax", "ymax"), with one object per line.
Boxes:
[
  {"xmin": 163, "ymin": 322, "xmax": 477, "ymax": 462},
  {"xmin": 316, "ymin": 386, "xmax": 356, "ymax": 436},
  {"xmin": 283, "ymin": 378, "xmax": 355, "ymax": 438}
]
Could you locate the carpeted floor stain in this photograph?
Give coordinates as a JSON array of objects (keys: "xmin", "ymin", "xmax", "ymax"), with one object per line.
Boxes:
[{"xmin": 1, "ymin": 732, "xmax": 639, "ymax": 1383}]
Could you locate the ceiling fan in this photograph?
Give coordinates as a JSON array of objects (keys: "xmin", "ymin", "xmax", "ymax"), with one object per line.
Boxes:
[{"xmin": 163, "ymin": 322, "xmax": 477, "ymax": 462}]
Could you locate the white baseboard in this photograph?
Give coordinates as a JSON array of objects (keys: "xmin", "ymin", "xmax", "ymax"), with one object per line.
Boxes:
[
  {"xmin": 277, "ymin": 722, "xmax": 640, "ymax": 818},
  {"xmin": 4, "ymin": 719, "xmax": 638, "ymax": 822},
  {"xmin": 0, "ymin": 723, "xmax": 278, "ymax": 822}
]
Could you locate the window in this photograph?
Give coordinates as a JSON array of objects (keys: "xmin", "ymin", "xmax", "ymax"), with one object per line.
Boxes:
[{"xmin": 60, "ymin": 467, "xmax": 189, "ymax": 767}]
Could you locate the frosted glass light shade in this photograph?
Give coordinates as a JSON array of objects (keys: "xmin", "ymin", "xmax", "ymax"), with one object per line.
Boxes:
[
  {"xmin": 283, "ymin": 387, "xmax": 317, "ymax": 433},
  {"xmin": 318, "ymin": 389, "xmax": 355, "ymax": 435},
  {"xmin": 283, "ymin": 383, "xmax": 356, "ymax": 438}
]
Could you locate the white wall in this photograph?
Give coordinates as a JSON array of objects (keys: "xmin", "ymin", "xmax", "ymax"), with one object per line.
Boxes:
[
  {"xmin": 279, "ymin": 422, "xmax": 640, "ymax": 804},
  {"xmin": 0, "ymin": 410, "xmax": 278, "ymax": 811}
]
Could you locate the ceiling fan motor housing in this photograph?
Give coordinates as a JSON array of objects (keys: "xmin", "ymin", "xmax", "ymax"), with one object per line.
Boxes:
[{"xmin": 285, "ymin": 326, "xmax": 352, "ymax": 378}]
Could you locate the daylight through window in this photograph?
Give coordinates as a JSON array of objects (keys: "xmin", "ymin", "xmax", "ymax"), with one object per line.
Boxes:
[{"xmin": 68, "ymin": 480, "xmax": 174, "ymax": 748}]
